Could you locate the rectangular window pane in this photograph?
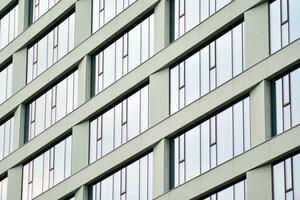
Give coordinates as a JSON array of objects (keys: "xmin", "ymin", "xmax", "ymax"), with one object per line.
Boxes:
[
  {"xmin": 92, "ymin": 15, "xmax": 154, "ymax": 95},
  {"xmin": 0, "ymin": 117, "xmax": 15, "ymax": 160},
  {"xmin": 27, "ymin": 13, "xmax": 75, "ymax": 83},
  {"xmin": 172, "ymin": 97, "xmax": 250, "ymax": 187},
  {"xmin": 89, "ymin": 85, "xmax": 148, "ymax": 163},
  {"xmin": 170, "ymin": 23, "xmax": 244, "ymax": 114},
  {"xmin": 0, "ymin": 63, "xmax": 13, "ymax": 104},
  {"xmin": 26, "ymin": 70, "xmax": 78, "ymax": 142},
  {"xmin": 90, "ymin": 153, "xmax": 153, "ymax": 200},
  {"xmin": 22, "ymin": 136, "xmax": 72, "ymax": 200},
  {"xmin": 30, "ymin": 0, "xmax": 60, "ymax": 23}
]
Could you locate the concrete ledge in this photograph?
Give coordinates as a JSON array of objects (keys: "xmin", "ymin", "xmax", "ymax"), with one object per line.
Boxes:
[
  {"xmin": 0, "ymin": 0, "xmax": 16, "ymax": 16},
  {"xmin": 0, "ymin": 0, "xmax": 77, "ymax": 67},
  {"xmin": 0, "ymin": 0, "xmax": 296, "ymax": 178},
  {"xmin": 0, "ymin": 0, "xmax": 159, "ymax": 120}
]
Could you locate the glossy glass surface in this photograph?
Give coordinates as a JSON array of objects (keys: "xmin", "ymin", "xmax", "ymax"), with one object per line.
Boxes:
[
  {"xmin": 172, "ymin": 0, "xmax": 231, "ymax": 40},
  {"xmin": 273, "ymin": 67, "xmax": 300, "ymax": 135},
  {"xmin": 0, "ymin": 117, "xmax": 14, "ymax": 160},
  {"xmin": 22, "ymin": 136, "xmax": 72, "ymax": 200},
  {"xmin": 272, "ymin": 153, "xmax": 300, "ymax": 200},
  {"xmin": 92, "ymin": 14, "xmax": 154, "ymax": 95},
  {"xmin": 90, "ymin": 153, "xmax": 153, "ymax": 200},
  {"xmin": 27, "ymin": 13, "xmax": 75, "ymax": 83},
  {"xmin": 90, "ymin": 86, "xmax": 148, "ymax": 163},
  {"xmin": 0, "ymin": 63, "xmax": 12, "ymax": 105},
  {"xmin": 92, "ymin": 0, "xmax": 137, "ymax": 33},
  {"xmin": 170, "ymin": 23, "xmax": 244, "ymax": 114},
  {"xmin": 0, "ymin": 177, "xmax": 7, "ymax": 200},
  {"xmin": 172, "ymin": 97, "xmax": 250, "ymax": 187},
  {"xmin": 30, "ymin": 0, "xmax": 60, "ymax": 24},
  {"xmin": 202, "ymin": 180, "xmax": 246, "ymax": 200},
  {"xmin": 0, "ymin": 5, "xmax": 18, "ymax": 49},
  {"xmin": 270, "ymin": 0, "xmax": 300, "ymax": 54},
  {"xmin": 26, "ymin": 70, "xmax": 78, "ymax": 142}
]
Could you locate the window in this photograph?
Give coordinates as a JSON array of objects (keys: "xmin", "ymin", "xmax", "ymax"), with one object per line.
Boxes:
[
  {"xmin": 90, "ymin": 153, "xmax": 153, "ymax": 200},
  {"xmin": 171, "ymin": 97, "xmax": 250, "ymax": 187},
  {"xmin": 26, "ymin": 70, "xmax": 78, "ymax": 142},
  {"xmin": 27, "ymin": 13, "xmax": 75, "ymax": 83},
  {"xmin": 269, "ymin": 0, "xmax": 300, "ymax": 54},
  {"xmin": 0, "ymin": 63, "xmax": 13, "ymax": 105},
  {"xmin": 202, "ymin": 180, "xmax": 246, "ymax": 200},
  {"xmin": 22, "ymin": 135, "xmax": 72, "ymax": 200},
  {"xmin": 92, "ymin": 0, "xmax": 137, "ymax": 33},
  {"xmin": 90, "ymin": 85, "xmax": 148, "ymax": 163},
  {"xmin": 171, "ymin": 0, "xmax": 231, "ymax": 40},
  {"xmin": 0, "ymin": 117, "xmax": 14, "ymax": 160},
  {"xmin": 29, "ymin": 0, "xmax": 61, "ymax": 24},
  {"xmin": 272, "ymin": 153, "xmax": 300, "ymax": 200},
  {"xmin": 272, "ymin": 67, "xmax": 300, "ymax": 136},
  {"xmin": 0, "ymin": 5, "xmax": 18, "ymax": 49},
  {"xmin": 0, "ymin": 177, "xmax": 8, "ymax": 200},
  {"xmin": 92, "ymin": 14, "xmax": 154, "ymax": 95},
  {"xmin": 170, "ymin": 23, "xmax": 244, "ymax": 114}
]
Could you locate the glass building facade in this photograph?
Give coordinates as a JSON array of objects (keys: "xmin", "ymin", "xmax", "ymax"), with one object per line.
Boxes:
[
  {"xmin": 170, "ymin": 22, "xmax": 244, "ymax": 114},
  {"xmin": 90, "ymin": 153, "xmax": 153, "ymax": 200},
  {"xmin": 26, "ymin": 70, "xmax": 78, "ymax": 142},
  {"xmin": 0, "ymin": 5, "xmax": 18, "ymax": 50},
  {"xmin": 29, "ymin": 0, "xmax": 61, "ymax": 24},
  {"xmin": 92, "ymin": 14, "xmax": 154, "ymax": 95},
  {"xmin": 269, "ymin": 0, "xmax": 300, "ymax": 54},
  {"xmin": 27, "ymin": 13, "xmax": 75, "ymax": 83},
  {"xmin": 22, "ymin": 136, "xmax": 72, "ymax": 200},
  {"xmin": 0, "ymin": 117, "xmax": 14, "ymax": 161},
  {"xmin": 272, "ymin": 67, "xmax": 300, "ymax": 135},
  {"xmin": 272, "ymin": 153, "xmax": 300, "ymax": 200},
  {"xmin": 0, "ymin": 63, "xmax": 12, "ymax": 105},
  {"xmin": 90, "ymin": 85, "xmax": 148, "ymax": 163},
  {"xmin": 171, "ymin": 97, "xmax": 250, "ymax": 187}
]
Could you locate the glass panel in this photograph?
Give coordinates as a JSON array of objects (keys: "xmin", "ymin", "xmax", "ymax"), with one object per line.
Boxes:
[
  {"xmin": 233, "ymin": 101, "xmax": 244, "ymax": 156},
  {"xmin": 102, "ymin": 109, "xmax": 114, "ymax": 156},
  {"xmin": 22, "ymin": 136, "xmax": 72, "ymax": 200},
  {"xmin": 127, "ymin": 92, "xmax": 140, "ymax": 140},
  {"xmin": 217, "ymin": 107, "xmax": 233, "ymax": 164},
  {"xmin": 185, "ymin": 53, "xmax": 200, "ymax": 105},
  {"xmin": 293, "ymin": 154, "xmax": 300, "ymax": 199},
  {"xmin": 289, "ymin": 0, "xmax": 300, "ymax": 42},
  {"xmin": 270, "ymin": 0, "xmax": 282, "ymax": 54},
  {"xmin": 185, "ymin": 126, "xmax": 200, "ymax": 181},
  {"xmin": 90, "ymin": 153, "xmax": 152, "ymax": 200},
  {"xmin": 171, "ymin": 67, "xmax": 179, "ymax": 114},
  {"xmin": 273, "ymin": 162, "xmax": 285, "ymax": 200},
  {"xmin": 217, "ymin": 185, "xmax": 233, "ymax": 200},
  {"xmin": 290, "ymin": 68, "xmax": 300, "ymax": 126},
  {"xmin": 185, "ymin": 0, "xmax": 200, "ymax": 31},
  {"xmin": 234, "ymin": 181, "xmax": 245, "ymax": 200},
  {"xmin": 275, "ymin": 79, "xmax": 283, "ymax": 134},
  {"xmin": 0, "ymin": 117, "xmax": 15, "ymax": 160}
]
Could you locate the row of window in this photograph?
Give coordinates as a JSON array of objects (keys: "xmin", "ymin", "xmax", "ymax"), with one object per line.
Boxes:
[
  {"xmin": 0, "ymin": 117, "xmax": 14, "ymax": 161},
  {"xmin": 0, "ymin": 5, "xmax": 18, "ymax": 50},
  {"xmin": 0, "ymin": 64, "xmax": 12, "ymax": 105},
  {"xmin": 172, "ymin": 97, "xmax": 250, "ymax": 187}
]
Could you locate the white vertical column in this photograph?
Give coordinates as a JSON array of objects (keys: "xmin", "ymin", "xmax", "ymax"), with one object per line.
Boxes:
[
  {"xmin": 7, "ymin": 165, "xmax": 23, "ymax": 200},
  {"xmin": 151, "ymin": 0, "xmax": 171, "ymax": 198},
  {"xmin": 75, "ymin": 0, "xmax": 92, "ymax": 46},
  {"xmin": 18, "ymin": 0, "xmax": 29, "ymax": 33}
]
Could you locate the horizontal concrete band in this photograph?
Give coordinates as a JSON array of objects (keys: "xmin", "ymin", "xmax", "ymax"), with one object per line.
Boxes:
[
  {"xmin": 0, "ymin": 0, "xmax": 16, "ymax": 15},
  {"xmin": 2, "ymin": 27, "xmax": 300, "ymax": 200},
  {"xmin": 0, "ymin": 0, "xmax": 77, "ymax": 68},
  {"xmin": 155, "ymin": 124, "xmax": 300, "ymax": 200},
  {"xmin": 0, "ymin": 0, "xmax": 160, "ymax": 120},
  {"xmin": 0, "ymin": 0, "xmax": 293, "ymax": 176}
]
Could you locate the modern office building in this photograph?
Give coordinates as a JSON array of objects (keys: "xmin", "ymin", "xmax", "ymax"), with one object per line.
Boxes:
[{"xmin": 0, "ymin": 0, "xmax": 300, "ymax": 199}]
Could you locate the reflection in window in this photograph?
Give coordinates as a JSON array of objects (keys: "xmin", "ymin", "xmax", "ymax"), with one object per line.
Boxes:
[
  {"xmin": 272, "ymin": 153, "xmax": 300, "ymax": 200},
  {"xmin": 0, "ymin": 117, "xmax": 14, "ymax": 160},
  {"xmin": 0, "ymin": 177, "xmax": 7, "ymax": 200},
  {"xmin": 172, "ymin": 0, "xmax": 231, "ymax": 40},
  {"xmin": 272, "ymin": 67, "xmax": 300, "ymax": 135},
  {"xmin": 170, "ymin": 23, "xmax": 244, "ymax": 114},
  {"xmin": 0, "ymin": 63, "xmax": 13, "ymax": 105},
  {"xmin": 269, "ymin": 0, "xmax": 300, "ymax": 54},
  {"xmin": 0, "ymin": 5, "xmax": 18, "ymax": 49},
  {"xmin": 171, "ymin": 97, "xmax": 250, "ymax": 187},
  {"xmin": 90, "ymin": 85, "xmax": 148, "ymax": 163},
  {"xmin": 92, "ymin": 0, "xmax": 137, "ymax": 33},
  {"xmin": 92, "ymin": 14, "xmax": 154, "ymax": 95},
  {"xmin": 22, "ymin": 136, "xmax": 72, "ymax": 200},
  {"xmin": 26, "ymin": 70, "xmax": 78, "ymax": 142},
  {"xmin": 202, "ymin": 180, "xmax": 246, "ymax": 200},
  {"xmin": 90, "ymin": 153, "xmax": 153, "ymax": 200},
  {"xmin": 29, "ymin": 0, "xmax": 61, "ymax": 24},
  {"xmin": 27, "ymin": 13, "xmax": 75, "ymax": 83}
]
